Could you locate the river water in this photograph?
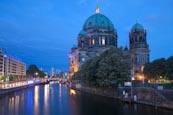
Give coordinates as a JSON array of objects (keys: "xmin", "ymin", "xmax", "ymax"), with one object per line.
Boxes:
[{"xmin": 0, "ymin": 83, "xmax": 172, "ymax": 115}]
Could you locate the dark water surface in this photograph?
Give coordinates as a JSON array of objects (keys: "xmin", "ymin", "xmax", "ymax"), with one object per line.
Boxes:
[{"xmin": 0, "ymin": 83, "xmax": 172, "ymax": 115}]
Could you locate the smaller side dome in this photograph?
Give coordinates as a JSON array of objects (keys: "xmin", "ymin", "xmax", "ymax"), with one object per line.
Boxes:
[
  {"xmin": 79, "ymin": 30, "xmax": 87, "ymax": 36},
  {"xmin": 131, "ymin": 23, "xmax": 144, "ymax": 31}
]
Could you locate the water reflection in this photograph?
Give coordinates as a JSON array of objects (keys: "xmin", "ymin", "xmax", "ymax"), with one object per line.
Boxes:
[
  {"xmin": 26, "ymin": 88, "xmax": 33, "ymax": 115},
  {"xmin": 59, "ymin": 83, "xmax": 62, "ymax": 98},
  {"xmin": 0, "ymin": 84, "xmax": 172, "ymax": 115},
  {"xmin": 34, "ymin": 86, "xmax": 39, "ymax": 115},
  {"xmin": 69, "ymin": 89, "xmax": 76, "ymax": 95},
  {"xmin": 44, "ymin": 84, "xmax": 50, "ymax": 115}
]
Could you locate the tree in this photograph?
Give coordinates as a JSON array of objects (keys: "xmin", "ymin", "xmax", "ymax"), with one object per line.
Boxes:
[
  {"xmin": 9, "ymin": 75, "xmax": 15, "ymax": 81},
  {"xmin": 73, "ymin": 47, "xmax": 132, "ymax": 86},
  {"xmin": 166, "ymin": 56, "xmax": 173, "ymax": 80},
  {"xmin": 0, "ymin": 75, "xmax": 6, "ymax": 82},
  {"xmin": 144, "ymin": 57, "xmax": 173, "ymax": 80},
  {"xmin": 144, "ymin": 58, "xmax": 166, "ymax": 79},
  {"xmin": 26, "ymin": 64, "xmax": 46, "ymax": 78}
]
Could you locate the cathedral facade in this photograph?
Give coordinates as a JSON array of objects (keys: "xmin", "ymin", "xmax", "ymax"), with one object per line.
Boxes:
[{"xmin": 69, "ymin": 3, "xmax": 150, "ymax": 79}]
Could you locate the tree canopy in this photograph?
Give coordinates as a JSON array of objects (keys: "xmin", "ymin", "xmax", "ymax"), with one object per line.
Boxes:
[
  {"xmin": 73, "ymin": 47, "xmax": 132, "ymax": 86},
  {"xmin": 143, "ymin": 56, "xmax": 173, "ymax": 80},
  {"xmin": 26, "ymin": 64, "xmax": 46, "ymax": 78}
]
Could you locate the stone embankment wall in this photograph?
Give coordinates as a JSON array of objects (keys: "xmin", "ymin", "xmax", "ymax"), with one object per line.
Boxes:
[{"xmin": 71, "ymin": 83, "xmax": 173, "ymax": 110}]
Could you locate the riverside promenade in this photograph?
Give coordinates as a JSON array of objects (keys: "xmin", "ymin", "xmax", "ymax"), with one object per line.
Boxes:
[
  {"xmin": 0, "ymin": 78, "xmax": 50, "ymax": 95},
  {"xmin": 70, "ymin": 83, "xmax": 173, "ymax": 111}
]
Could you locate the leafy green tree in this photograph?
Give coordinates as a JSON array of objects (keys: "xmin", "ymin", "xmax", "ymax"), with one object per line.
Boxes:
[
  {"xmin": 26, "ymin": 64, "xmax": 46, "ymax": 78},
  {"xmin": 9, "ymin": 75, "xmax": 14, "ymax": 81},
  {"xmin": 144, "ymin": 57, "xmax": 173, "ymax": 80},
  {"xmin": 144, "ymin": 58, "xmax": 166, "ymax": 79},
  {"xmin": 0, "ymin": 75, "xmax": 6, "ymax": 82},
  {"xmin": 165, "ymin": 56, "xmax": 173, "ymax": 80},
  {"xmin": 73, "ymin": 47, "xmax": 132, "ymax": 86}
]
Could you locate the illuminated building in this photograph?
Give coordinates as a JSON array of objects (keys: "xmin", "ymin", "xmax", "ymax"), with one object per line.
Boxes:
[
  {"xmin": 0, "ymin": 48, "xmax": 4, "ymax": 76},
  {"xmin": 69, "ymin": 2, "xmax": 150, "ymax": 79},
  {"xmin": 129, "ymin": 22, "xmax": 150, "ymax": 79},
  {"xmin": 50, "ymin": 67, "xmax": 54, "ymax": 77},
  {"xmin": 68, "ymin": 2, "xmax": 117, "ymax": 78},
  {"xmin": 0, "ymin": 48, "xmax": 26, "ymax": 77},
  {"xmin": 4, "ymin": 55, "xmax": 26, "ymax": 77},
  {"xmin": 68, "ymin": 46, "xmax": 79, "ymax": 78}
]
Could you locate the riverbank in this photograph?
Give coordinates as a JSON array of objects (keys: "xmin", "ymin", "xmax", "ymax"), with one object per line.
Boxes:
[
  {"xmin": 70, "ymin": 84, "xmax": 173, "ymax": 111},
  {"xmin": 0, "ymin": 80, "xmax": 49, "ymax": 96}
]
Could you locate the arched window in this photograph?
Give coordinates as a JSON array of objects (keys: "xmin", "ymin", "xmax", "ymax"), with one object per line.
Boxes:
[
  {"xmin": 90, "ymin": 39, "xmax": 92, "ymax": 45},
  {"xmin": 92, "ymin": 39, "xmax": 95, "ymax": 45},
  {"xmin": 139, "ymin": 36, "xmax": 143, "ymax": 42},
  {"xmin": 99, "ymin": 37, "xmax": 101, "ymax": 45},
  {"xmin": 102, "ymin": 37, "xmax": 105, "ymax": 45},
  {"xmin": 81, "ymin": 41, "xmax": 84, "ymax": 48}
]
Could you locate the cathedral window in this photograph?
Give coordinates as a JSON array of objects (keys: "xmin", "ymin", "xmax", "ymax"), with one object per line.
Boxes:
[
  {"xmin": 105, "ymin": 38, "xmax": 107, "ymax": 45},
  {"xmin": 92, "ymin": 39, "xmax": 95, "ymax": 45},
  {"xmin": 102, "ymin": 38, "xmax": 105, "ymax": 45},
  {"xmin": 90, "ymin": 39, "xmax": 92, "ymax": 45},
  {"xmin": 99, "ymin": 37, "xmax": 101, "ymax": 45},
  {"xmin": 135, "ymin": 35, "xmax": 138, "ymax": 42},
  {"xmin": 102, "ymin": 36, "xmax": 105, "ymax": 45},
  {"xmin": 139, "ymin": 36, "xmax": 143, "ymax": 42},
  {"xmin": 81, "ymin": 58, "xmax": 85, "ymax": 62},
  {"xmin": 81, "ymin": 41, "xmax": 84, "ymax": 48}
]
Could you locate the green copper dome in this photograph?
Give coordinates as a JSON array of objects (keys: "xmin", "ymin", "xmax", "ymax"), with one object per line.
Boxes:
[
  {"xmin": 79, "ymin": 30, "xmax": 87, "ymax": 36},
  {"xmin": 83, "ymin": 13, "xmax": 115, "ymax": 30},
  {"xmin": 132, "ymin": 23, "xmax": 144, "ymax": 31}
]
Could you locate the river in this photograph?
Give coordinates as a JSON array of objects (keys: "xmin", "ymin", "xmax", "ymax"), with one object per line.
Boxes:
[{"xmin": 0, "ymin": 83, "xmax": 172, "ymax": 115}]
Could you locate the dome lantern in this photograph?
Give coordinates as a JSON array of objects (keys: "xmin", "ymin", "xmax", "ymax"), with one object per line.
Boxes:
[{"xmin": 95, "ymin": 0, "xmax": 100, "ymax": 14}]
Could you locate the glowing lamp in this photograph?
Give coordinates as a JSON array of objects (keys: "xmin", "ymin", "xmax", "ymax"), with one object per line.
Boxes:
[{"xmin": 28, "ymin": 80, "xmax": 34, "ymax": 84}]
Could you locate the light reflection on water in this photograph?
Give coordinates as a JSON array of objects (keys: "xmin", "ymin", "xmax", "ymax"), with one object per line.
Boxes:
[
  {"xmin": 34, "ymin": 86, "xmax": 39, "ymax": 115},
  {"xmin": 44, "ymin": 84, "xmax": 49, "ymax": 115},
  {"xmin": 0, "ymin": 83, "xmax": 172, "ymax": 115},
  {"xmin": 69, "ymin": 89, "xmax": 76, "ymax": 95}
]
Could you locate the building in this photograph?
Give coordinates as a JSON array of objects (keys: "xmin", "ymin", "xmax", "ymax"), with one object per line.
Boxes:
[
  {"xmin": 0, "ymin": 48, "xmax": 26, "ymax": 77},
  {"xmin": 0, "ymin": 48, "xmax": 4, "ymax": 76},
  {"xmin": 69, "ymin": 2, "xmax": 150, "ymax": 78},
  {"xmin": 50, "ymin": 67, "xmax": 55, "ymax": 77},
  {"xmin": 60, "ymin": 71, "xmax": 69, "ymax": 79},
  {"xmin": 69, "ymin": 46, "xmax": 79, "ymax": 78},
  {"xmin": 129, "ymin": 22, "xmax": 150, "ymax": 79},
  {"xmin": 69, "ymin": 3, "xmax": 117, "ymax": 78},
  {"xmin": 77, "ymin": 2, "xmax": 117, "ymax": 68},
  {"xmin": 4, "ymin": 55, "xmax": 26, "ymax": 77}
]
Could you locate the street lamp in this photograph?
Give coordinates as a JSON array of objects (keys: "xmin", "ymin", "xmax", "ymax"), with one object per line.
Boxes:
[
  {"xmin": 141, "ymin": 66, "xmax": 145, "ymax": 87},
  {"xmin": 35, "ymin": 72, "xmax": 38, "ymax": 78},
  {"xmin": 130, "ymin": 69, "xmax": 134, "ymax": 99}
]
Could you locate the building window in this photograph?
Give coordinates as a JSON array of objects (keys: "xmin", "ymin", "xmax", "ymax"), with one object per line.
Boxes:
[
  {"xmin": 81, "ymin": 58, "xmax": 85, "ymax": 62},
  {"xmin": 102, "ymin": 38, "xmax": 105, "ymax": 45},
  {"xmin": 90, "ymin": 39, "xmax": 92, "ymax": 45},
  {"xmin": 99, "ymin": 38, "xmax": 101, "ymax": 45},
  {"xmin": 92, "ymin": 39, "xmax": 95, "ymax": 45},
  {"xmin": 81, "ymin": 41, "xmax": 84, "ymax": 48}
]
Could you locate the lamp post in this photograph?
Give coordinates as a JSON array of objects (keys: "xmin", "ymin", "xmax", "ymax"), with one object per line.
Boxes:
[
  {"xmin": 130, "ymin": 69, "xmax": 134, "ymax": 99},
  {"xmin": 35, "ymin": 72, "xmax": 38, "ymax": 79},
  {"xmin": 141, "ymin": 66, "xmax": 145, "ymax": 87}
]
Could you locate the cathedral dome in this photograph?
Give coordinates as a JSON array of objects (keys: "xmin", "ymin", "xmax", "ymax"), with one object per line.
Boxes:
[
  {"xmin": 79, "ymin": 30, "xmax": 87, "ymax": 36},
  {"xmin": 83, "ymin": 13, "xmax": 115, "ymax": 31},
  {"xmin": 131, "ymin": 22, "xmax": 144, "ymax": 31}
]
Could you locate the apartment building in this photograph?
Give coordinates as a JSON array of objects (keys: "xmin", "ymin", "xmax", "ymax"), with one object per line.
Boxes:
[{"xmin": 0, "ymin": 48, "xmax": 26, "ymax": 77}]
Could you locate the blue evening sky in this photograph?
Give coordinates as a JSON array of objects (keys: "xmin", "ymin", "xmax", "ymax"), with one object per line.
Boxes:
[{"xmin": 0, "ymin": 0, "xmax": 173, "ymax": 72}]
